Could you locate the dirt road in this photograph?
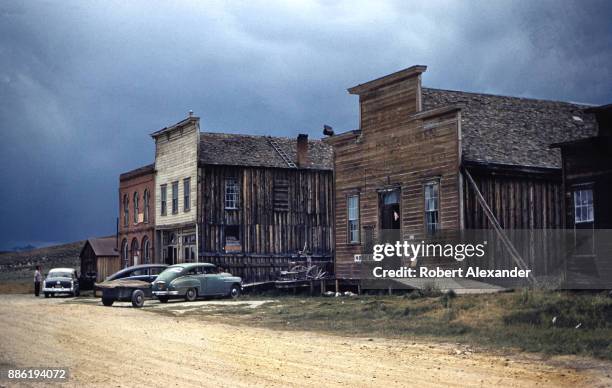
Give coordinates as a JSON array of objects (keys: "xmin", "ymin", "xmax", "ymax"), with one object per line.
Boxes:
[{"xmin": 0, "ymin": 295, "xmax": 610, "ymax": 387}]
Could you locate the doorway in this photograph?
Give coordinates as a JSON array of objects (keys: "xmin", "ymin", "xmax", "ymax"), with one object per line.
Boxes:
[{"xmin": 379, "ymin": 189, "xmax": 401, "ymax": 243}]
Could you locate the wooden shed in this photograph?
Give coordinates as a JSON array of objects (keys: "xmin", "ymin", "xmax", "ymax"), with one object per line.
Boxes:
[{"xmin": 80, "ymin": 237, "xmax": 120, "ymax": 285}]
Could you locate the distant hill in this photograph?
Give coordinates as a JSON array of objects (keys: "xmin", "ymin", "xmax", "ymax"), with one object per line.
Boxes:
[
  {"xmin": 9, "ymin": 244, "xmax": 37, "ymax": 252},
  {"xmin": 0, "ymin": 240, "xmax": 85, "ymax": 282}
]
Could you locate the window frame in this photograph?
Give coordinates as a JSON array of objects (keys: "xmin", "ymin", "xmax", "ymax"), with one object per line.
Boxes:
[
  {"xmin": 573, "ymin": 186, "xmax": 594, "ymax": 224},
  {"xmin": 133, "ymin": 191, "xmax": 139, "ymax": 224},
  {"xmin": 143, "ymin": 189, "xmax": 150, "ymax": 223},
  {"xmin": 171, "ymin": 181, "xmax": 179, "ymax": 215},
  {"xmin": 224, "ymin": 177, "xmax": 239, "ymax": 210},
  {"xmin": 347, "ymin": 194, "xmax": 360, "ymax": 244},
  {"xmin": 183, "ymin": 178, "xmax": 191, "ymax": 212},
  {"xmin": 160, "ymin": 184, "xmax": 167, "ymax": 216},
  {"xmin": 424, "ymin": 179, "xmax": 440, "ymax": 235},
  {"xmin": 123, "ymin": 194, "xmax": 129, "ymax": 227}
]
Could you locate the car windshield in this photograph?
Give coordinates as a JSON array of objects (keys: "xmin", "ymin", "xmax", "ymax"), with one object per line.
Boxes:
[
  {"xmin": 48, "ymin": 271, "xmax": 72, "ymax": 278},
  {"xmin": 155, "ymin": 266, "xmax": 186, "ymax": 282}
]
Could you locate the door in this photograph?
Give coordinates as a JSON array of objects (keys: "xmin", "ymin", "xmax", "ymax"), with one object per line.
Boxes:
[{"xmin": 380, "ymin": 190, "xmax": 401, "ymax": 243}]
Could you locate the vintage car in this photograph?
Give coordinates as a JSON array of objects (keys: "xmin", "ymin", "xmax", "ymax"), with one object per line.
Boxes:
[
  {"xmin": 95, "ymin": 264, "xmax": 168, "ymax": 307},
  {"xmin": 43, "ymin": 267, "xmax": 80, "ymax": 297},
  {"xmin": 151, "ymin": 263, "xmax": 242, "ymax": 303}
]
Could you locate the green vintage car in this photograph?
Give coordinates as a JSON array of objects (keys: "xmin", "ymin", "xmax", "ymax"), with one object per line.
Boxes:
[{"xmin": 151, "ymin": 263, "xmax": 242, "ymax": 303}]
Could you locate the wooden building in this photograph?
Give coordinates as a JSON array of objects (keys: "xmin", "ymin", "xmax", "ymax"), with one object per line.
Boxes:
[
  {"xmin": 148, "ymin": 115, "xmax": 334, "ymax": 283},
  {"xmin": 326, "ymin": 65, "xmax": 600, "ymax": 283},
  {"xmin": 197, "ymin": 132, "xmax": 334, "ymax": 281},
  {"xmin": 79, "ymin": 237, "xmax": 120, "ymax": 284},
  {"xmin": 552, "ymin": 104, "xmax": 612, "ymax": 287},
  {"xmin": 118, "ymin": 163, "xmax": 156, "ymax": 267}
]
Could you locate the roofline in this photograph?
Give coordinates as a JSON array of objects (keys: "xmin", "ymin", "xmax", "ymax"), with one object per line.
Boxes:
[
  {"xmin": 323, "ymin": 129, "xmax": 361, "ymax": 143},
  {"xmin": 197, "ymin": 160, "xmax": 333, "ymax": 171},
  {"xmin": 585, "ymin": 103, "xmax": 612, "ymax": 113},
  {"xmin": 462, "ymin": 159, "xmax": 561, "ymax": 177},
  {"xmin": 199, "ymin": 131, "xmax": 327, "ymax": 142},
  {"xmin": 119, "ymin": 164, "xmax": 155, "ymax": 181},
  {"xmin": 409, "ymin": 105, "xmax": 461, "ymax": 121},
  {"xmin": 423, "ymin": 86, "xmax": 598, "ymax": 108},
  {"xmin": 348, "ymin": 65, "xmax": 427, "ymax": 95},
  {"xmin": 150, "ymin": 116, "xmax": 200, "ymax": 138}
]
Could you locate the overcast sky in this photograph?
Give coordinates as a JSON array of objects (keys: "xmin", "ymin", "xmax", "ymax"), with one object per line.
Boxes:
[{"xmin": 0, "ymin": 0, "xmax": 611, "ymax": 249}]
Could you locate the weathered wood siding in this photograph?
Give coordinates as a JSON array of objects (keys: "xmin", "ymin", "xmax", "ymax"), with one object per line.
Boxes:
[
  {"xmin": 463, "ymin": 167, "xmax": 563, "ymax": 230},
  {"xmin": 559, "ymin": 138, "xmax": 612, "ymax": 287},
  {"xmin": 154, "ymin": 119, "xmax": 199, "ymax": 227},
  {"xmin": 328, "ymin": 71, "xmax": 462, "ymax": 279},
  {"xmin": 198, "ymin": 164, "xmax": 333, "ymax": 282}
]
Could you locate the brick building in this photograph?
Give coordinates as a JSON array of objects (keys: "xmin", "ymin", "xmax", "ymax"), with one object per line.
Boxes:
[{"xmin": 118, "ymin": 163, "xmax": 156, "ymax": 266}]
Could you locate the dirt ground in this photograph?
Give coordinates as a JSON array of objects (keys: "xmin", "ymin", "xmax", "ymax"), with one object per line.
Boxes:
[{"xmin": 0, "ymin": 295, "xmax": 610, "ymax": 387}]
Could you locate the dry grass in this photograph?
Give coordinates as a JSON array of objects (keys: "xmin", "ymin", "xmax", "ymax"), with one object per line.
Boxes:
[
  {"xmin": 158, "ymin": 289, "xmax": 612, "ymax": 360},
  {"xmin": 0, "ymin": 281, "xmax": 33, "ymax": 294}
]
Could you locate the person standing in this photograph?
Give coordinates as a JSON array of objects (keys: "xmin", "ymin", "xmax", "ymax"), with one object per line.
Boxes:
[{"xmin": 34, "ymin": 265, "xmax": 42, "ymax": 297}]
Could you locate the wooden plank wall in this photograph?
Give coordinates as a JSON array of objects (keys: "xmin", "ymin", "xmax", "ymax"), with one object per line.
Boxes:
[
  {"xmin": 463, "ymin": 170, "xmax": 563, "ymax": 230},
  {"xmin": 328, "ymin": 74, "xmax": 462, "ymax": 279},
  {"xmin": 462, "ymin": 168, "xmax": 565, "ymax": 280},
  {"xmin": 199, "ymin": 165, "xmax": 333, "ymax": 282},
  {"xmin": 96, "ymin": 256, "xmax": 121, "ymax": 282}
]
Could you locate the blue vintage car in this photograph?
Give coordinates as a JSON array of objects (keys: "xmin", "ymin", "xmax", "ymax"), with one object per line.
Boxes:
[{"xmin": 151, "ymin": 263, "xmax": 242, "ymax": 303}]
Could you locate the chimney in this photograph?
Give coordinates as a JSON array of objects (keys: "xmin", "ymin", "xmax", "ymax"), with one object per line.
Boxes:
[{"xmin": 297, "ymin": 134, "xmax": 309, "ymax": 167}]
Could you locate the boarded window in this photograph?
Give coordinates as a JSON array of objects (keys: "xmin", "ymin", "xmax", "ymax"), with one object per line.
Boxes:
[
  {"xmin": 273, "ymin": 179, "xmax": 289, "ymax": 211},
  {"xmin": 171, "ymin": 181, "xmax": 179, "ymax": 214},
  {"xmin": 574, "ymin": 188, "xmax": 594, "ymax": 224},
  {"xmin": 224, "ymin": 225, "xmax": 241, "ymax": 252},
  {"xmin": 183, "ymin": 178, "xmax": 191, "ymax": 212},
  {"xmin": 348, "ymin": 194, "xmax": 360, "ymax": 243},
  {"xmin": 160, "ymin": 184, "xmax": 167, "ymax": 216},
  {"xmin": 225, "ymin": 177, "xmax": 239, "ymax": 209},
  {"xmin": 424, "ymin": 180, "xmax": 440, "ymax": 234}
]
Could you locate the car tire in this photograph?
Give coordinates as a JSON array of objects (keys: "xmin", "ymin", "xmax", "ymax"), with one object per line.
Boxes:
[
  {"xmin": 44, "ymin": 293, "xmax": 49, "ymax": 298},
  {"xmin": 158, "ymin": 296, "xmax": 169, "ymax": 303},
  {"xmin": 185, "ymin": 287, "xmax": 197, "ymax": 302},
  {"xmin": 102, "ymin": 298, "xmax": 114, "ymax": 307},
  {"xmin": 229, "ymin": 284, "xmax": 241, "ymax": 299},
  {"xmin": 131, "ymin": 289, "xmax": 145, "ymax": 308}
]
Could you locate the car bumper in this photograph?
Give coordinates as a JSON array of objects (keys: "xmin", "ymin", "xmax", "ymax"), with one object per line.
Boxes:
[
  {"xmin": 43, "ymin": 287, "xmax": 74, "ymax": 293},
  {"xmin": 152, "ymin": 290, "xmax": 179, "ymax": 296}
]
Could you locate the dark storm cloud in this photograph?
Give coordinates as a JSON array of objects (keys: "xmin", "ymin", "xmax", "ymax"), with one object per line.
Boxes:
[{"xmin": 0, "ymin": 0, "xmax": 611, "ymax": 249}]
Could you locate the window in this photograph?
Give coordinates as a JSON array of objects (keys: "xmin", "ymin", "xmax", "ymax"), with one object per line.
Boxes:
[
  {"xmin": 172, "ymin": 181, "xmax": 179, "ymax": 214},
  {"xmin": 224, "ymin": 225, "xmax": 241, "ymax": 252},
  {"xmin": 121, "ymin": 239, "xmax": 128, "ymax": 267},
  {"xmin": 183, "ymin": 178, "xmax": 191, "ymax": 212},
  {"xmin": 123, "ymin": 194, "xmax": 129, "ymax": 227},
  {"xmin": 273, "ymin": 179, "xmax": 289, "ymax": 211},
  {"xmin": 131, "ymin": 238, "xmax": 139, "ymax": 266},
  {"xmin": 225, "ymin": 177, "xmax": 239, "ymax": 209},
  {"xmin": 143, "ymin": 189, "xmax": 150, "ymax": 223},
  {"xmin": 424, "ymin": 180, "xmax": 440, "ymax": 234},
  {"xmin": 348, "ymin": 195, "xmax": 360, "ymax": 243},
  {"xmin": 574, "ymin": 188, "xmax": 594, "ymax": 224},
  {"xmin": 133, "ymin": 192, "xmax": 139, "ymax": 224},
  {"xmin": 160, "ymin": 185, "xmax": 167, "ymax": 216},
  {"xmin": 141, "ymin": 237, "xmax": 150, "ymax": 264}
]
